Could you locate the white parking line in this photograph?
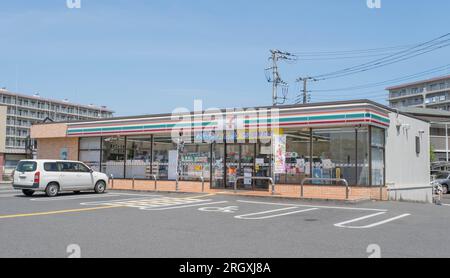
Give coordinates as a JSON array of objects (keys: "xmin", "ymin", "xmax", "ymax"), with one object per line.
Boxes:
[
  {"xmin": 81, "ymin": 196, "xmax": 221, "ymax": 211},
  {"xmin": 334, "ymin": 212, "xmax": 411, "ymax": 229},
  {"xmin": 146, "ymin": 201, "xmax": 229, "ymax": 211},
  {"xmin": 235, "ymin": 208, "xmax": 319, "ymax": 220},
  {"xmin": 235, "ymin": 199, "xmax": 411, "ymax": 228},
  {"xmin": 236, "ymin": 200, "xmax": 387, "ymax": 212}
]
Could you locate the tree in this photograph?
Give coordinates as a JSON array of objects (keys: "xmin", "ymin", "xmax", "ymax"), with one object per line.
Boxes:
[{"xmin": 430, "ymin": 144, "xmax": 436, "ymax": 163}]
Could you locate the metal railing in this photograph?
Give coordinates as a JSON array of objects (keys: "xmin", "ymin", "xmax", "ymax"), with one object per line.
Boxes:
[
  {"xmin": 234, "ymin": 176, "xmax": 275, "ymax": 195},
  {"xmin": 301, "ymin": 178, "xmax": 349, "ymax": 199}
]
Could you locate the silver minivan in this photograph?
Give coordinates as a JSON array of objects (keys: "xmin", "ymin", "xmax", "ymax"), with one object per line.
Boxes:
[{"xmin": 12, "ymin": 160, "xmax": 109, "ymax": 197}]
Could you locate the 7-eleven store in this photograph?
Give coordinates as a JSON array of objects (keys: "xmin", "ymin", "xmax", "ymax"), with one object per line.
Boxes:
[{"xmin": 30, "ymin": 100, "xmax": 431, "ymax": 202}]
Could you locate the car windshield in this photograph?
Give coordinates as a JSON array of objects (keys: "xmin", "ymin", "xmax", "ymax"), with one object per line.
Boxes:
[
  {"xmin": 436, "ymin": 173, "xmax": 450, "ymax": 179},
  {"xmin": 16, "ymin": 161, "xmax": 37, "ymax": 172}
]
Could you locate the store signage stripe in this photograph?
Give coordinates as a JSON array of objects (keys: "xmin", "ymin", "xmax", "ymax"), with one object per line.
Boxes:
[
  {"xmin": 68, "ymin": 122, "xmax": 217, "ymax": 133},
  {"xmin": 244, "ymin": 111, "xmax": 389, "ymax": 125},
  {"xmin": 67, "ymin": 120, "xmax": 388, "ymax": 137},
  {"xmin": 67, "ymin": 126, "xmax": 218, "ymax": 136},
  {"xmin": 67, "ymin": 118, "xmax": 389, "ymax": 137},
  {"xmin": 67, "ymin": 112, "xmax": 389, "ymax": 134},
  {"xmin": 67, "ymin": 116, "xmax": 389, "ymax": 135},
  {"xmin": 69, "ymin": 108, "xmax": 388, "ymax": 132},
  {"xmin": 67, "ymin": 107, "xmax": 389, "ymax": 129},
  {"xmin": 66, "ymin": 103, "xmax": 389, "ymax": 128}
]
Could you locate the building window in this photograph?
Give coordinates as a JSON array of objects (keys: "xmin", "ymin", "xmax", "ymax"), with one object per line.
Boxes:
[
  {"xmin": 211, "ymin": 143, "xmax": 225, "ymax": 188},
  {"xmin": 102, "ymin": 137, "xmax": 126, "ymax": 179},
  {"xmin": 125, "ymin": 136, "xmax": 153, "ymax": 179},
  {"xmin": 79, "ymin": 137, "xmax": 102, "ymax": 171},
  {"xmin": 308, "ymin": 127, "xmax": 371, "ymax": 186},
  {"xmin": 356, "ymin": 128, "xmax": 370, "ymax": 186},
  {"xmin": 371, "ymin": 127, "xmax": 385, "ymax": 186},
  {"xmin": 277, "ymin": 129, "xmax": 311, "ymax": 185},
  {"xmin": 311, "ymin": 128, "xmax": 357, "ymax": 185},
  {"xmin": 180, "ymin": 141, "xmax": 211, "ymax": 181},
  {"xmin": 152, "ymin": 136, "xmax": 177, "ymax": 180}
]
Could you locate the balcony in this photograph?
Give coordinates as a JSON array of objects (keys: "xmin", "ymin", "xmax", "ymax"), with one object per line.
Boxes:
[{"xmin": 389, "ymin": 86, "xmax": 450, "ymax": 101}]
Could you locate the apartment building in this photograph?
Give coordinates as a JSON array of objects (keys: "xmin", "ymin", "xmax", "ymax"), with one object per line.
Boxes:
[
  {"xmin": 387, "ymin": 75, "xmax": 450, "ymax": 162},
  {"xmin": 388, "ymin": 75, "xmax": 450, "ymax": 110},
  {"xmin": 0, "ymin": 88, "xmax": 114, "ymax": 180}
]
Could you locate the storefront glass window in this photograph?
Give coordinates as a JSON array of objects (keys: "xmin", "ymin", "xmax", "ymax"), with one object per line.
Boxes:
[
  {"xmin": 79, "ymin": 137, "xmax": 102, "ymax": 171},
  {"xmin": 278, "ymin": 130, "xmax": 311, "ymax": 184},
  {"xmin": 125, "ymin": 136, "xmax": 152, "ymax": 179},
  {"xmin": 211, "ymin": 144, "xmax": 225, "ymax": 188},
  {"xmin": 311, "ymin": 128, "xmax": 356, "ymax": 185},
  {"xmin": 239, "ymin": 144, "xmax": 255, "ymax": 189},
  {"xmin": 102, "ymin": 137, "xmax": 125, "ymax": 179},
  {"xmin": 357, "ymin": 128, "xmax": 370, "ymax": 186},
  {"xmin": 371, "ymin": 127, "xmax": 385, "ymax": 186},
  {"xmin": 152, "ymin": 136, "xmax": 177, "ymax": 180},
  {"xmin": 255, "ymin": 143, "xmax": 272, "ymax": 189},
  {"xmin": 226, "ymin": 144, "xmax": 240, "ymax": 188},
  {"xmin": 180, "ymin": 143, "xmax": 211, "ymax": 181}
]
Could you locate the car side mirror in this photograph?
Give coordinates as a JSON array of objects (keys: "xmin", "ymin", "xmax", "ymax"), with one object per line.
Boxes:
[{"xmin": 89, "ymin": 168, "xmax": 94, "ymax": 173}]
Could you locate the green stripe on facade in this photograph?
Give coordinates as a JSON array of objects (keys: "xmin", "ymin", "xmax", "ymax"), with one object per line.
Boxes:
[{"xmin": 67, "ymin": 112, "xmax": 390, "ymax": 135}]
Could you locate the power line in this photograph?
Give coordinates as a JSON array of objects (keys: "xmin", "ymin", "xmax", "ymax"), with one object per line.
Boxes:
[
  {"xmin": 311, "ymin": 90, "xmax": 388, "ymax": 102},
  {"xmin": 292, "ymin": 44, "xmax": 416, "ymax": 56},
  {"xmin": 316, "ymin": 41, "xmax": 450, "ymax": 80},
  {"xmin": 295, "ymin": 45, "xmax": 418, "ymax": 61},
  {"xmin": 312, "ymin": 90, "xmax": 387, "ymax": 99},
  {"xmin": 311, "ymin": 33, "xmax": 450, "ymax": 80},
  {"xmin": 310, "ymin": 64, "xmax": 450, "ymax": 93},
  {"xmin": 297, "ymin": 52, "xmax": 410, "ymax": 61},
  {"xmin": 313, "ymin": 33, "xmax": 449, "ymax": 77}
]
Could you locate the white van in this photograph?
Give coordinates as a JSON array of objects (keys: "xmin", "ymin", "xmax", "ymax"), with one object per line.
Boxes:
[{"xmin": 12, "ymin": 160, "xmax": 109, "ymax": 197}]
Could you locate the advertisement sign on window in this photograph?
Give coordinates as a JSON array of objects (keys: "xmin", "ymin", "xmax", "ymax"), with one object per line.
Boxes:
[{"xmin": 273, "ymin": 134, "xmax": 286, "ymax": 174}]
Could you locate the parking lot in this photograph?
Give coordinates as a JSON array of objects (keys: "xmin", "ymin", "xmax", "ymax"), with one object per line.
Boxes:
[{"xmin": 1, "ymin": 184, "xmax": 450, "ymax": 258}]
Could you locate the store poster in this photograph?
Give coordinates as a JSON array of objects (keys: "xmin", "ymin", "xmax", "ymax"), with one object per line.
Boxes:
[
  {"xmin": 273, "ymin": 134, "xmax": 286, "ymax": 174},
  {"xmin": 60, "ymin": 148, "xmax": 68, "ymax": 160},
  {"xmin": 243, "ymin": 167, "xmax": 253, "ymax": 187}
]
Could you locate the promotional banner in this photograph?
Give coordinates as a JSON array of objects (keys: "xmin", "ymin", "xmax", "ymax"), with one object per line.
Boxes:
[{"xmin": 273, "ymin": 133, "xmax": 286, "ymax": 174}]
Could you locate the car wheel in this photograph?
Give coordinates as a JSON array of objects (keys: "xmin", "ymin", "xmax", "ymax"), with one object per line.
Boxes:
[
  {"xmin": 443, "ymin": 185, "xmax": 449, "ymax": 195},
  {"xmin": 22, "ymin": 189, "xmax": 35, "ymax": 197},
  {"xmin": 94, "ymin": 181, "xmax": 106, "ymax": 194},
  {"xmin": 45, "ymin": 183, "xmax": 59, "ymax": 197}
]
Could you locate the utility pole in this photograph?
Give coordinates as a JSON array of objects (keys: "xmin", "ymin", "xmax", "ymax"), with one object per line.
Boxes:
[
  {"xmin": 271, "ymin": 51, "xmax": 278, "ymax": 106},
  {"xmin": 266, "ymin": 50, "xmax": 296, "ymax": 106},
  {"xmin": 296, "ymin": 77, "xmax": 316, "ymax": 104}
]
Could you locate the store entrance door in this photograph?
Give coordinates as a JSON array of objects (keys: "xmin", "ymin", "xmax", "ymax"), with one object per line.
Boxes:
[
  {"xmin": 225, "ymin": 144, "xmax": 239, "ymax": 189},
  {"xmin": 224, "ymin": 143, "xmax": 271, "ymax": 191}
]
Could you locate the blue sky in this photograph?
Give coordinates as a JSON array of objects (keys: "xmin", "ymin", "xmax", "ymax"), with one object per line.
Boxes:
[{"xmin": 0, "ymin": 0, "xmax": 449, "ymax": 116}]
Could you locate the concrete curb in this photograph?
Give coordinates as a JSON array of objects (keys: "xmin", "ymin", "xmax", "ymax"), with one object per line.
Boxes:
[{"xmin": 108, "ymin": 188, "xmax": 378, "ymax": 204}]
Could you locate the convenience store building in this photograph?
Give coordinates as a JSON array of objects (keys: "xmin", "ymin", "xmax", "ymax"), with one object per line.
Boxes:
[{"xmin": 30, "ymin": 100, "xmax": 432, "ymax": 202}]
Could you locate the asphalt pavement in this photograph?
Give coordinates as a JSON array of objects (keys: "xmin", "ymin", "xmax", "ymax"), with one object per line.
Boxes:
[{"xmin": 1, "ymin": 184, "xmax": 450, "ymax": 258}]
